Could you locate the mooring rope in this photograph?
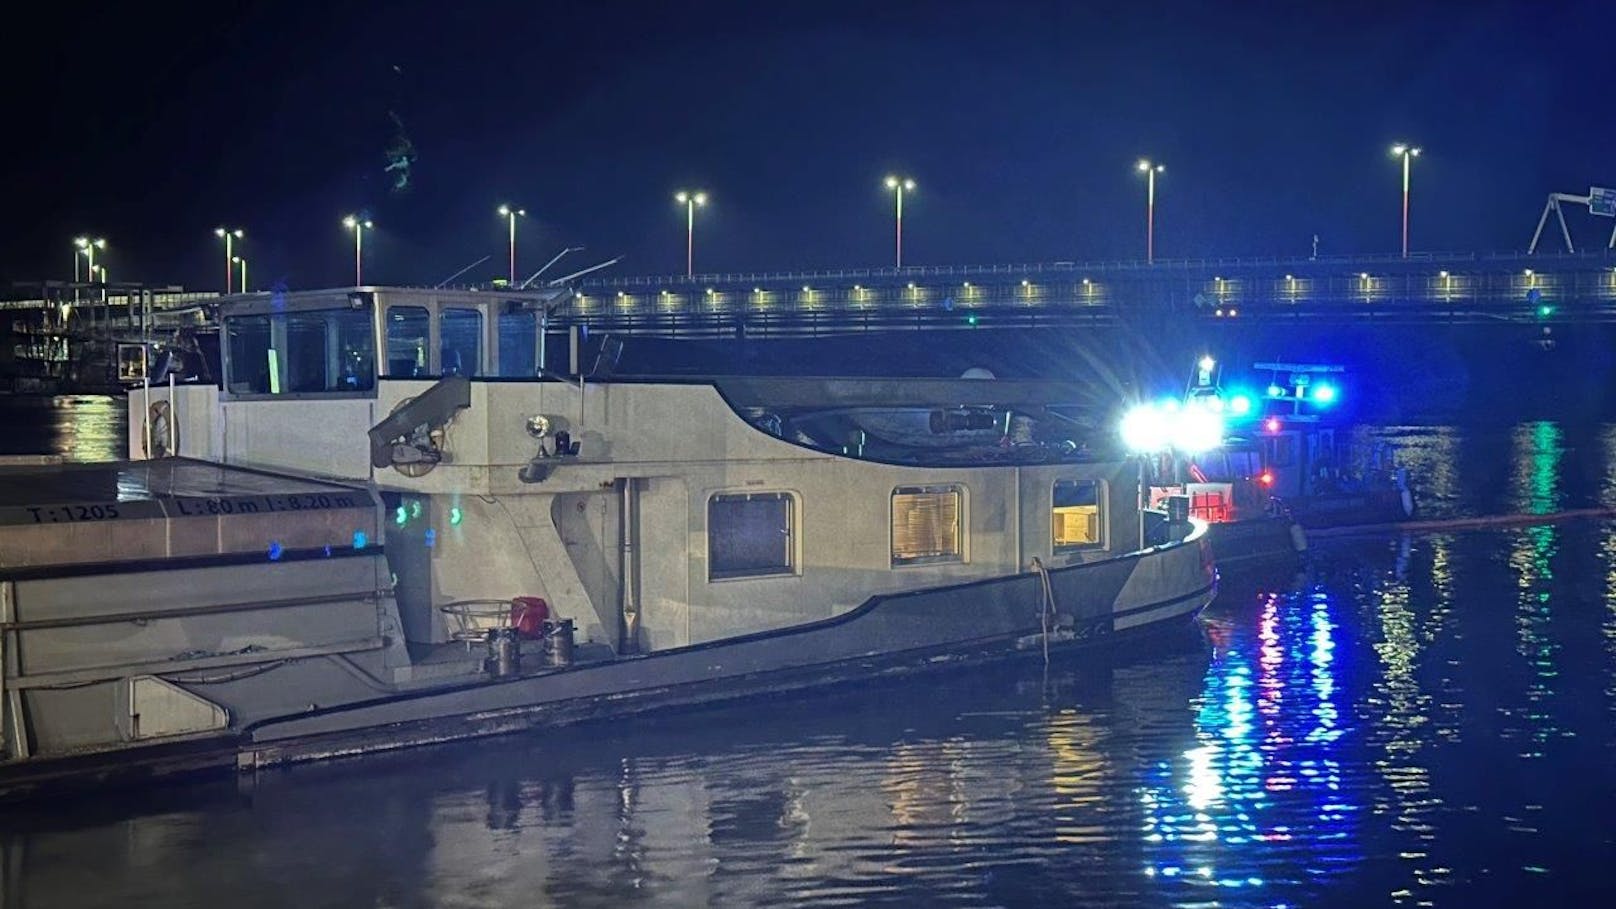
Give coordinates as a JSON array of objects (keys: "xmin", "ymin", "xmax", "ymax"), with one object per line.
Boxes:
[{"xmin": 1030, "ymin": 557, "xmax": 1056, "ymax": 667}]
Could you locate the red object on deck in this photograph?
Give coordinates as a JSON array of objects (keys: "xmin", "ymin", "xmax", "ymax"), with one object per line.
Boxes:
[
  {"xmin": 1259, "ymin": 471, "xmax": 1275, "ymax": 486},
  {"xmin": 511, "ymin": 597, "xmax": 550, "ymax": 639}
]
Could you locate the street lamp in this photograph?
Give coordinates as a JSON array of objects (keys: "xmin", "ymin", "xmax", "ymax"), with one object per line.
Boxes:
[
  {"xmin": 214, "ymin": 227, "xmax": 244, "ymax": 293},
  {"xmin": 674, "ymin": 191, "xmax": 707, "ymax": 278},
  {"xmin": 497, "ymin": 204, "xmax": 526, "ymax": 283},
  {"xmin": 233, "ymin": 256, "xmax": 249, "ymax": 293},
  {"xmin": 1390, "ymin": 143, "xmax": 1421, "ymax": 258},
  {"xmin": 73, "ymin": 236, "xmax": 106, "ymax": 283},
  {"xmin": 342, "ymin": 215, "xmax": 373, "ymax": 285},
  {"xmin": 1136, "ymin": 160, "xmax": 1165, "ymax": 263},
  {"xmin": 884, "ymin": 176, "xmax": 916, "ymax": 268}
]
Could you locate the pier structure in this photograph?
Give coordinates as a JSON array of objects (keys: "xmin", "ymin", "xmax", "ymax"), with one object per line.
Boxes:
[
  {"xmin": 0, "ymin": 283, "xmax": 216, "ymax": 393},
  {"xmin": 561, "ymin": 251, "xmax": 1616, "ymax": 338}
]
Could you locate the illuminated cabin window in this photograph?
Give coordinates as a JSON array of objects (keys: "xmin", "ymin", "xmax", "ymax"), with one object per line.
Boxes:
[
  {"xmin": 1052, "ymin": 479, "xmax": 1104, "ymax": 551},
  {"xmin": 891, "ymin": 485, "xmax": 963, "ymax": 566},
  {"xmin": 709, "ymin": 492, "xmax": 795, "ymax": 580}
]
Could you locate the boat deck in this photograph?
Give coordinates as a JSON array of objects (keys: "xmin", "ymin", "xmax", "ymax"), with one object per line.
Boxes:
[{"xmin": 0, "ymin": 458, "xmax": 377, "ymax": 573}]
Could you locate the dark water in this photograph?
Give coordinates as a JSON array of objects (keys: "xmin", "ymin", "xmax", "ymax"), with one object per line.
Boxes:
[{"xmin": 4, "ymin": 402, "xmax": 1616, "ymax": 907}]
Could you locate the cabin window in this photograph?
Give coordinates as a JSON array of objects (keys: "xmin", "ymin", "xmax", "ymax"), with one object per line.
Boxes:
[
  {"xmin": 497, "ymin": 309, "xmax": 538, "ymax": 377},
  {"xmin": 1052, "ymin": 479, "xmax": 1104, "ymax": 551},
  {"xmin": 1228, "ymin": 450, "xmax": 1258, "ymax": 478},
  {"xmin": 891, "ymin": 485, "xmax": 963, "ymax": 566},
  {"xmin": 329, "ymin": 306, "xmax": 376, "ymax": 391},
  {"xmin": 283, "ymin": 312, "xmax": 329, "ymax": 393},
  {"xmin": 223, "ymin": 306, "xmax": 375, "ymax": 396},
  {"xmin": 225, "ymin": 315, "xmax": 272, "ymax": 394},
  {"xmin": 385, "ymin": 306, "xmax": 431, "ymax": 377},
  {"xmin": 440, "ymin": 308, "xmax": 483, "ymax": 377},
  {"xmin": 1264, "ymin": 434, "xmax": 1297, "ymax": 468},
  {"xmin": 708, "ymin": 492, "xmax": 795, "ymax": 580}
]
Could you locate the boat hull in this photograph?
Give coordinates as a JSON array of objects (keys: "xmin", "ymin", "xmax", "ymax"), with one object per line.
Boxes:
[
  {"xmin": 0, "ymin": 532, "xmax": 1214, "ymax": 800},
  {"xmin": 1205, "ymin": 516, "xmax": 1303, "ymax": 566}
]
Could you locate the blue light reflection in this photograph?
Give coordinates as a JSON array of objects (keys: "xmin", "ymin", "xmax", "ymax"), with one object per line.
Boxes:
[{"xmin": 1141, "ymin": 588, "xmax": 1360, "ymax": 901}]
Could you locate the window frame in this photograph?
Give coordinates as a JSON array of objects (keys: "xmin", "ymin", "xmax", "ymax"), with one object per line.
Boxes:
[
  {"xmin": 438, "ymin": 306, "xmax": 485, "ymax": 377},
  {"xmin": 890, "ymin": 484, "xmax": 967, "ymax": 567},
  {"xmin": 1051, "ymin": 478, "xmax": 1107, "ymax": 553},
  {"xmin": 220, "ymin": 305, "xmax": 377, "ymax": 401},
  {"xmin": 382, "ymin": 304, "xmax": 434, "ymax": 379},
  {"xmin": 706, "ymin": 490, "xmax": 799, "ymax": 582}
]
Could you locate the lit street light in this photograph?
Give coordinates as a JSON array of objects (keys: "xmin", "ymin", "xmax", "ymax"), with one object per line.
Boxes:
[
  {"xmin": 214, "ymin": 227, "xmax": 244, "ymax": 293},
  {"xmin": 1136, "ymin": 160, "xmax": 1165, "ymax": 263},
  {"xmin": 73, "ymin": 236, "xmax": 106, "ymax": 283},
  {"xmin": 884, "ymin": 176, "xmax": 916, "ymax": 268},
  {"xmin": 342, "ymin": 214, "xmax": 373, "ymax": 285},
  {"xmin": 497, "ymin": 204, "xmax": 526, "ymax": 283},
  {"xmin": 232, "ymin": 256, "xmax": 249, "ymax": 293},
  {"xmin": 1390, "ymin": 143, "xmax": 1421, "ymax": 258},
  {"xmin": 674, "ymin": 191, "xmax": 707, "ymax": 278}
]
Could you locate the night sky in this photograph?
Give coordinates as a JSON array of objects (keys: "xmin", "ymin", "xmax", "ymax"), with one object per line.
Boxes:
[{"xmin": 6, "ymin": 0, "xmax": 1613, "ymax": 292}]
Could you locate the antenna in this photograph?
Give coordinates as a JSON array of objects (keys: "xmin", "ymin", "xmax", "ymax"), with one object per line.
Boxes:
[
  {"xmin": 520, "ymin": 246, "xmax": 585, "ymax": 288},
  {"xmin": 547, "ymin": 256, "xmax": 624, "ymax": 287},
  {"xmin": 1528, "ymin": 187, "xmax": 1616, "ymax": 254},
  {"xmin": 434, "ymin": 255, "xmax": 492, "ymax": 288}
]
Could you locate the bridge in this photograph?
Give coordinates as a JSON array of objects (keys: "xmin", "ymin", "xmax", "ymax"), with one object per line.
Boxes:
[{"xmin": 563, "ymin": 251, "xmax": 1616, "ymax": 338}]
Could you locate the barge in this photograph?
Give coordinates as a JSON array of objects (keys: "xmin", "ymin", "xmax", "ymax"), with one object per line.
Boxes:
[{"xmin": 0, "ymin": 286, "xmax": 1216, "ymax": 798}]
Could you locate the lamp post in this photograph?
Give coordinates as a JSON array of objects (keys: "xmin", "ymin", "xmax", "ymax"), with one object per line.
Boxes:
[
  {"xmin": 342, "ymin": 215, "xmax": 373, "ymax": 285},
  {"xmin": 214, "ymin": 227, "xmax": 244, "ymax": 293},
  {"xmin": 674, "ymin": 191, "xmax": 706, "ymax": 277},
  {"xmin": 1390, "ymin": 143, "xmax": 1421, "ymax": 258},
  {"xmin": 74, "ymin": 236, "xmax": 106, "ymax": 283},
  {"xmin": 233, "ymin": 256, "xmax": 248, "ymax": 293},
  {"xmin": 497, "ymin": 204, "xmax": 526, "ymax": 283},
  {"xmin": 884, "ymin": 176, "xmax": 916, "ymax": 268},
  {"xmin": 1136, "ymin": 160, "xmax": 1165, "ymax": 263}
]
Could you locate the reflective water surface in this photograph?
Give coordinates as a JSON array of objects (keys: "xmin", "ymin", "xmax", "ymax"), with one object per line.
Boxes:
[
  {"xmin": 0, "ymin": 396, "xmax": 125, "ymax": 463},
  {"xmin": 4, "ymin": 417, "xmax": 1616, "ymax": 907}
]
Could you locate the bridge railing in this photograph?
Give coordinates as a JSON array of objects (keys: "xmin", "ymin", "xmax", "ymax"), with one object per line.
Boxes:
[{"xmin": 579, "ymin": 250, "xmax": 1616, "ymax": 290}]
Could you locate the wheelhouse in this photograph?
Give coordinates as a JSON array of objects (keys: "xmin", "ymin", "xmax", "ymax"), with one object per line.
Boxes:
[{"xmin": 218, "ymin": 287, "xmax": 568, "ymax": 399}]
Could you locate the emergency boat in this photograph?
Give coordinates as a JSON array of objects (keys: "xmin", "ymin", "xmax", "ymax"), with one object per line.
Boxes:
[{"xmin": 1125, "ymin": 358, "xmax": 1414, "ymax": 564}]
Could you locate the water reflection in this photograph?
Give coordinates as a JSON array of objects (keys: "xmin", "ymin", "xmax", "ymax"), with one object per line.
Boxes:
[
  {"xmin": 1369, "ymin": 426, "xmax": 1463, "ymax": 518},
  {"xmin": 1603, "ymin": 426, "xmax": 1616, "ymax": 717},
  {"xmin": 1139, "ymin": 587, "xmax": 1359, "ymax": 904},
  {"xmin": 0, "ymin": 396, "xmax": 126, "ymax": 462},
  {"xmin": 1507, "ymin": 421, "xmax": 1563, "ymax": 756}
]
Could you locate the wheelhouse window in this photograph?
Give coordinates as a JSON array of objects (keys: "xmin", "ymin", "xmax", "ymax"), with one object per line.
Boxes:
[
  {"xmin": 709, "ymin": 492, "xmax": 795, "ymax": 580},
  {"xmin": 1264, "ymin": 434, "xmax": 1297, "ymax": 468},
  {"xmin": 385, "ymin": 306, "xmax": 431, "ymax": 378},
  {"xmin": 440, "ymin": 308, "xmax": 483, "ymax": 377},
  {"xmin": 223, "ymin": 306, "xmax": 374, "ymax": 396},
  {"xmin": 892, "ymin": 485, "xmax": 963, "ymax": 566},
  {"xmin": 225, "ymin": 315, "xmax": 272, "ymax": 394},
  {"xmin": 497, "ymin": 308, "xmax": 538, "ymax": 377},
  {"xmin": 1052, "ymin": 479, "xmax": 1104, "ymax": 551}
]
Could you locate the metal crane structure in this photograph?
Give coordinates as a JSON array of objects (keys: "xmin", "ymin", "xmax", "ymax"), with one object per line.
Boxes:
[{"xmin": 1527, "ymin": 186, "xmax": 1616, "ymax": 254}]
